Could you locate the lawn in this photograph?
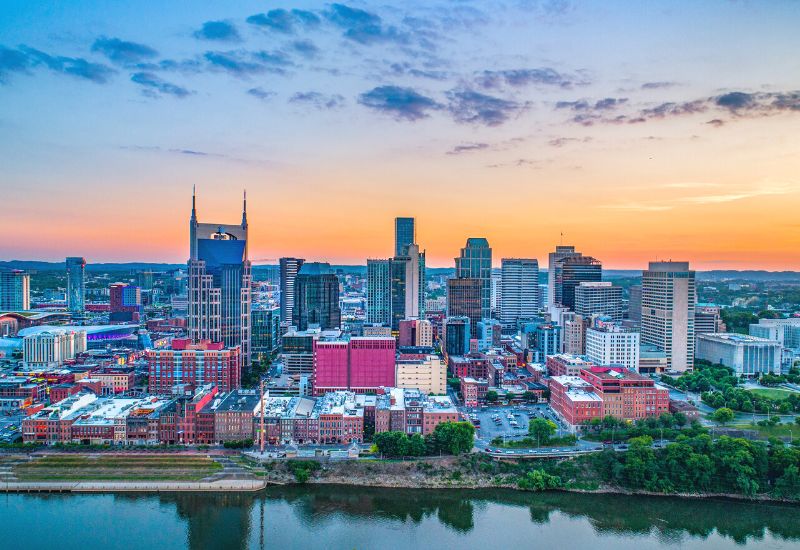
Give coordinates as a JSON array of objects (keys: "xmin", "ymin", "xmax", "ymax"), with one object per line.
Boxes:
[
  {"xmin": 727, "ymin": 422, "xmax": 800, "ymax": 439},
  {"xmin": 747, "ymin": 388, "xmax": 797, "ymax": 401},
  {"xmin": 13, "ymin": 454, "xmax": 223, "ymax": 482}
]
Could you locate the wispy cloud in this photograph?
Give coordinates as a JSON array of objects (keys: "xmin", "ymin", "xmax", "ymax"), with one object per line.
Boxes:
[
  {"xmin": 91, "ymin": 37, "xmax": 157, "ymax": 66},
  {"xmin": 246, "ymin": 9, "xmax": 321, "ymax": 34},
  {"xmin": 194, "ymin": 21, "xmax": 241, "ymax": 42},
  {"xmin": 358, "ymin": 85, "xmax": 441, "ymax": 121},
  {"xmin": 598, "ymin": 202, "xmax": 674, "ymax": 212},
  {"xmin": 446, "ymin": 88, "xmax": 525, "ymax": 126},
  {"xmin": 246, "ymin": 87, "xmax": 274, "ymax": 101},
  {"xmin": 447, "ymin": 142, "xmax": 489, "ymax": 155},
  {"xmin": 131, "ymin": 72, "xmax": 191, "ymax": 98},
  {"xmin": 289, "ymin": 91, "xmax": 345, "ymax": 109}
]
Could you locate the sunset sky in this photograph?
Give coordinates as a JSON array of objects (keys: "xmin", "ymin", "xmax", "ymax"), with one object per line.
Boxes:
[{"xmin": 2, "ymin": 1, "xmax": 799, "ymax": 269}]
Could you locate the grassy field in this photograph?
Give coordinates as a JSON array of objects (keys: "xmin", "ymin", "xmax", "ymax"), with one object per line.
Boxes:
[
  {"xmin": 748, "ymin": 388, "xmax": 797, "ymax": 400},
  {"xmin": 13, "ymin": 454, "xmax": 223, "ymax": 482},
  {"xmin": 727, "ymin": 422, "xmax": 800, "ymax": 439}
]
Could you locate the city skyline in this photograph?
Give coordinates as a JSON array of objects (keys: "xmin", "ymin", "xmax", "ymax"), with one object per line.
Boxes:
[{"xmin": 2, "ymin": 1, "xmax": 800, "ymax": 269}]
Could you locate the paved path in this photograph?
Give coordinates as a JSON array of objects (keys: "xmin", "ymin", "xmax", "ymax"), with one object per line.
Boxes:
[{"xmin": 1, "ymin": 479, "xmax": 266, "ymax": 493}]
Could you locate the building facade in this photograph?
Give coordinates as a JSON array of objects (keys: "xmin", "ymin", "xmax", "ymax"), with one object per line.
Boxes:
[
  {"xmin": 0, "ymin": 270, "xmax": 30, "ymax": 310},
  {"xmin": 500, "ymin": 258, "xmax": 540, "ymax": 329},
  {"xmin": 147, "ymin": 339, "xmax": 242, "ymax": 394},
  {"xmin": 575, "ymin": 282, "xmax": 622, "ymax": 322},
  {"xmin": 293, "ymin": 262, "xmax": 341, "ymax": 331},
  {"xmin": 279, "ymin": 257, "xmax": 305, "ymax": 324},
  {"xmin": 585, "ymin": 325, "xmax": 641, "ymax": 372},
  {"xmin": 455, "ymin": 238, "xmax": 492, "ymax": 321},
  {"xmin": 696, "ymin": 333, "xmax": 781, "ymax": 377},
  {"xmin": 66, "ymin": 257, "xmax": 86, "ymax": 313}
]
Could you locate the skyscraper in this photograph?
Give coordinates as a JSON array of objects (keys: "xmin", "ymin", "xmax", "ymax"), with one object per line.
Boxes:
[
  {"xmin": 641, "ymin": 261, "xmax": 696, "ymax": 372},
  {"xmin": 627, "ymin": 285, "xmax": 642, "ymax": 324},
  {"xmin": 188, "ymin": 188, "xmax": 252, "ymax": 366},
  {"xmin": 547, "ymin": 245, "xmax": 580, "ymax": 307},
  {"xmin": 0, "ymin": 270, "xmax": 30, "ymax": 310},
  {"xmin": 394, "ymin": 217, "xmax": 415, "ymax": 257},
  {"xmin": 560, "ymin": 255, "xmax": 602, "ymax": 310},
  {"xmin": 446, "ymin": 277, "xmax": 482, "ymax": 334},
  {"xmin": 500, "ymin": 258, "xmax": 539, "ymax": 328},
  {"xmin": 280, "ymin": 257, "xmax": 305, "ymax": 324},
  {"xmin": 293, "ymin": 262, "xmax": 341, "ymax": 331},
  {"xmin": 109, "ymin": 282, "xmax": 142, "ymax": 323},
  {"xmin": 65, "ymin": 257, "xmax": 86, "ymax": 313},
  {"xmin": 366, "ymin": 259, "xmax": 392, "ymax": 325},
  {"xmin": 455, "ymin": 238, "xmax": 492, "ymax": 321},
  {"xmin": 575, "ymin": 282, "xmax": 622, "ymax": 322}
]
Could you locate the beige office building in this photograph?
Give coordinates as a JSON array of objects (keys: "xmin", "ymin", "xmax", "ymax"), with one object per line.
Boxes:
[{"xmin": 395, "ymin": 355, "xmax": 447, "ymax": 395}]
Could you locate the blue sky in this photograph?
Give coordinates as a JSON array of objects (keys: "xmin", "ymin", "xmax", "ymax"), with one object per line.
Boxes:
[{"xmin": 2, "ymin": 1, "xmax": 799, "ymax": 268}]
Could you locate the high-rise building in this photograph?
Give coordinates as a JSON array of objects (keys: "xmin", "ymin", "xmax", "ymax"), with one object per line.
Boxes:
[
  {"xmin": 188, "ymin": 189, "xmax": 252, "ymax": 366},
  {"xmin": 574, "ymin": 282, "xmax": 622, "ymax": 322},
  {"xmin": 279, "ymin": 258, "xmax": 305, "ymax": 324},
  {"xmin": 695, "ymin": 305, "xmax": 725, "ymax": 338},
  {"xmin": 313, "ymin": 336, "xmax": 396, "ymax": 394},
  {"xmin": 394, "ymin": 217, "xmax": 415, "ymax": 257},
  {"xmin": 641, "ymin": 261, "xmax": 696, "ymax": 372},
  {"xmin": 500, "ymin": 258, "xmax": 539, "ymax": 328},
  {"xmin": 367, "ymin": 241, "xmax": 425, "ymax": 330},
  {"xmin": 560, "ymin": 256, "xmax": 602, "ymax": 310},
  {"xmin": 455, "ymin": 238, "xmax": 492, "ymax": 321},
  {"xmin": 0, "ymin": 270, "xmax": 30, "ymax": 310},
  {"xmin": 293, "ymin": 262, "xmax": 341, "ymax": 331},
  {"xmin": 585, "ymin": 324, "xmax": 640, "ymax": 372},
  {"xmin": 251, "ymin": 306, "xmax": 281, "ymax": 360},
  {"xmin": 547, "ymin": 245, "xmax": 580, "ymax": 307},
  {"xmin": 446, "ymin": 277, "xmax": 482, "ymax": 334},
  {"xmin": 66, "ymin": 257, "xmax": 86, "ymax": 313},
  {"xmin": 443, "ymin": 316, "xmax": 471, "ymax": 357},
  {"xmin": 109, "ymin": 283, "xmax": 142, "ymax": 323},
  {"xmin": 147, "ymin": 339, "xmax": 241, "ymax": 394},
  {"xmin": 398, "ymin": 319, "xmax": 433, "ymax": 347},
  {"xmin": 627, "ymin": 285, "xmax": 642, "ymax": 324}
]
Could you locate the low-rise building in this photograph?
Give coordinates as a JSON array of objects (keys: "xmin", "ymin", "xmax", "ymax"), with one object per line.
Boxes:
[
  {"xmin": 696, "ymin": 333, "xmax": 781, "ymax": 377},
  {"xmin": 395, "ymin": 354, "xmax": 447, "ymax": 395}
]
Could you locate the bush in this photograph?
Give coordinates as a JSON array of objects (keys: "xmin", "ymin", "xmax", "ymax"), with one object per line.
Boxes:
[{"xmin": 517, "ymin": 469, "xmax": 562, "ymax": 491}]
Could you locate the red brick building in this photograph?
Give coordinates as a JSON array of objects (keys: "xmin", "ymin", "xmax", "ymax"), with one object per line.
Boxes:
[{"xmin": 147, "ymin": 339, "xmax": 241, "ymax": 394}]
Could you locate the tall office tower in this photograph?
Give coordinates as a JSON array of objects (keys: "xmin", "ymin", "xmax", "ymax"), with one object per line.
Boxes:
[
  {"xmin": 367, "ymin": 243, "xmax": 426, "ymax": 331},
  {"xmin": 0, "ymin": 270, "xmax": 30, "ymax": 310},
  {"xmin": 627, "ymin": 285, "xmax": 642, "ymax": 323},
  {"xmin": 641, "ymin": 261, "xmax": 696, "ymax": 372},
  {"xmin": 188, "ymin": 189, "xmax": 252, "ymax": 367},
  {"xmin": 251, "ymin": 306, "xmax": 281, "ymax": 360},
  {"xmin": 574, "ymin": 282, "xmax": 622, "ymax": 322},
  {"xmin": 444, "ymin": 316, "xmax": 471, "ymax": 357},
  {"xmin": 500, "ymin": 258, "xmax": 540, "ymax": 328},
  {"xmin": 560, "ymin": 255, "xmax": 602, "ymax": 310},
  {"xmin": 293, "ymin": 262, "xmax": 341, "ymax": 331},
  {"xmin": 455, "ymin": 238, "xmax": 492, "ymax": 321},
  {"xmin": 491, "ymin": 271, "xmax": 502, "ymax": 312},
  {"xmin": 446, "ymin": 277, "xmax": 482, "ymax": 334},
  {"xmin": 366, "ymin": 259, "xmax": 392, "ymax": 325},
  {"xmin": 395, "ymin": 217, "xmax": 415, "ymax": 257},
  {"xmin": 109, "ymin": 282, "xmax": 142, "ymax": 323},
  {"xmin": 65, "ymin": 257, "xmax": 86, "ymax": 313},
  {"xmin": 585, "ymin": 324, "xmax": 641, "ymax": 372},
  {"xmin": 280, "ymin": 257, "xmax": 305, "ymax": 324},
  {"xmin": 547, "ymin": 245, "xmax": 580, "ymax": 307}
]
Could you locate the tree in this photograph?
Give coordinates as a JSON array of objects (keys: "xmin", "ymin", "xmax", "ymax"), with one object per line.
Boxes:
[
  {"xmin": 374, "ymin": 431, "xmax": 410, "ymax": 457},
  {"xmin": 711, "ymin": 407, "xmax": 735, "ymax": 426},
  {"xmin": 407, "ymin": 434, "xmax": 427, "ymax": 457},
  {"xmin": 485, "ymin": 390, "xmax": 499, "ymax": 403},
  {"xmin": 518, "ymin": 469, "xmax": 562, "ymax": 491},
  {"xmin": 521, "ymin": 391, "xmax": 538, "ymax": 403},
  {"xmin": 528, "ymin": 418, "xmax": 557, "ymax": 445},
  {"xmin": 432, "ymin": 422, "xmax": 475, "ymax": 455}
]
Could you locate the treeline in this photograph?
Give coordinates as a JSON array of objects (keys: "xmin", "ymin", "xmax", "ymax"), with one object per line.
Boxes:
[
  {"xmin": 581, "ymin": 413, "xmax": 702, "ymax": 442},
  {"xmin": 373, "ymin": 422, "xmax": 475, "ymax": 458}
]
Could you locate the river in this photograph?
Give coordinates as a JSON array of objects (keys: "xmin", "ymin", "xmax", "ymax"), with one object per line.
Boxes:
[{"xmin": 3, "ymin": 486, "xmax": 799, "ymax": 549}]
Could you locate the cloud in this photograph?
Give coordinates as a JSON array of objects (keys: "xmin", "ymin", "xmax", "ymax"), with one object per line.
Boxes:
[
  {"xmin": 0, "ymin": 45, "xmax": 31, "ymax": 83},
  {"xmin": 194, "ymin": 21, "xmax": 241, "ymax": 42},
  {"xmin": 246, "ymin": 9, "xmax": 321, "ymax": 33},
  {"xmin": 203, "ymin": 51, "xmax": 266, "ymax": 76},
  {"xmin": 325, "ymin": 3, "xmax": 408, "ymax": 45},
  {"xmin": 447, "ymin": 142, "xmax": 489, "ymax": 155},
  {"xmin": 246, "ymin": 87, "xmax": 275, "ymax": 100},
  {"xmin": 641, "ymin": 81, "xmax": 677, "ymax": 90},
  {"xmin": 17, "ymin": 46, "xmax": 114, "ymax": 83},
  {"xmin": 476, "ymin": 67, "xmax": 587, "ymax": 89},
  {"xmin": 599, "ymin": 202, "xmax": 674, "ymax": 212},
  {"xmin": 640, "ymin": 100, "xmax": 706, "ymax": 119},
  {"xmin": 91, "ymin": 37, "xmax": 157, "ymax": 66},
  {"xmin": 714, "ymin": 91, "xmax": 756, "ymax": 112},
  {"xmin": 548, "ymin": 136, "xmax": 591, "ymax": 147},
  {"xmin": 289, "ymin": 39, "xmax": 319, "ymax": 59},
  {"xmin": 556, "ymin": 97, "xmax": 627, "ymax": 111},
  {"xmin": 446, "ymin": 89, "xmax": 524, "ymax": 126},
  {"xmin": 289, "ymin": 91, "xmax": 345, "ymax": 109},
  {"xmin": 130, "ymin": 72, "xmax": 191, "ymax": 98},
  {"xmin": 706, "ymin": 118, "xmax": 725, "ymax": 127},
  {"xmin": 389, "ymin": 62, "xmax": 448, "ymax": 80},
  {"xmin": 678, "ymin": 185, "xmax": 794, "ymax": 204},
  {"xmin": 358, "ymin": 85, "xmax": 441, "ymax": 121}
]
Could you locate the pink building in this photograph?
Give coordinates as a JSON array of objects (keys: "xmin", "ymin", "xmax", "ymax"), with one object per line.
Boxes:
[{"xmin": 313, "ymin": 337, "xmax": 396, "ymax": 395}]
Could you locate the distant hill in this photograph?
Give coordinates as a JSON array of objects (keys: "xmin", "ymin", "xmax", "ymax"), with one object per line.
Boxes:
[{"xmin": 1, "ymin": 261, "xmax": 798, "ymax": 282}]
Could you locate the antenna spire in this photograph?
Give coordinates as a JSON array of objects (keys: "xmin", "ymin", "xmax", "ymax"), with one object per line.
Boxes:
[
  {"xmin": 191, "ymin": 185, "xmax": 197, "ymax": 221},
  {"xmin": 242, "ymin": 189, "xmax": 248, "ymax": 226}
]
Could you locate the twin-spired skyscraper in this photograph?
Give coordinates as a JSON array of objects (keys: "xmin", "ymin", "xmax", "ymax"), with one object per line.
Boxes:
[{"xmin": 188, "ymin": 189, "xmax": 252, "ymax": 366}]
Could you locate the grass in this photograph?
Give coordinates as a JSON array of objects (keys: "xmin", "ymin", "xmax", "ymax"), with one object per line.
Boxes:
[
  {"xmin": 727, "ymin": 421, "xmax": 800, "ymax": 439},
  {"xmin": 13, "ymin": 454, "xmax": 223, "ymax": 482},
  {"xmin": 748, "ymin": 388, "xmax": 797, "ymax": 400}
]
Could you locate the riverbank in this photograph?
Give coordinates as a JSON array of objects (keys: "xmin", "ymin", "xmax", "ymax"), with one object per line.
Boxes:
[{"xmin": 0, "ymin": 479, "xmax": 266, "ymax": 493}]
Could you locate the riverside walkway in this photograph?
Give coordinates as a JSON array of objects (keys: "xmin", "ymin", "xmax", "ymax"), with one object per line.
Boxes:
[{"xmin": 1, "ymin": 479, "xmax": 267, "ymax": 493}]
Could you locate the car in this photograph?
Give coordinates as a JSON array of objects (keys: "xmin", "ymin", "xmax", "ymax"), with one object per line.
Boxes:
[{"xmin": 617, "ymin": 444, "xmax": 629, "ymax": 450}]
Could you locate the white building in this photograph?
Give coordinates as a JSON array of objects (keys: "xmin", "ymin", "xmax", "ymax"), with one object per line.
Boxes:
[
  {"xmin": 641, "ymin": 261, "xmax": 695, "ymax": 373},
  {"xmin": 585, "ymin": 326, "xmax": 640, "ymax": 372},
  {"xmin": 500, "ymin": 258, "xmax": 539, "ymax": 328},
  {"xmin": 696, "ymin": 333, "xmax": 781, "ymax": 377},
  {"xmin": 23, "ymin": 329, "xmax": 87, "ymax": 367}
]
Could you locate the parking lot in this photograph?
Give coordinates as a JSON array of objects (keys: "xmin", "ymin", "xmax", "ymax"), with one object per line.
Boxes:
[{"xmin": 464, "ymin": 404, "xmax": 568, "ymax": 441}]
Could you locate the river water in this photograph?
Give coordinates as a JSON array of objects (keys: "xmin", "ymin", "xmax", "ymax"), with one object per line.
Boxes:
[{"xmin": 3, "ymin": 486, "xmax": 799, "ymax": 549}]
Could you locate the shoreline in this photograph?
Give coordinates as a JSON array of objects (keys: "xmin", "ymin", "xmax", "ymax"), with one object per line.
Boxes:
[{"xmin": 2, "ymin": 477, "xmax": 797, "ymax": 505}]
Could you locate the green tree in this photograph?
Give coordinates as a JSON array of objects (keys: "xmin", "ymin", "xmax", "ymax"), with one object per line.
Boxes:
[
  {"xmin": 432, "ymin": 422, "xmax": 475, "ymax": 455},
  {"xmin": 485, "ymin": 390, "xmax": 499, "ymax": 403},
  {"xmin": 518, "ymin": 469, "xmax": 562, "ymax": 491},
  {"xmin": 774, "ymin": 465, "xmax": 800, "ymax": 499},
  {"xmin": 528, "ymin": 418, "xmax": 557, "ymax": 445},
  {"xmin": 711, "ymin": 407, "xmax": 735, "ymax": 426},
  {"xmin": 521, "ymin": 391, "xmax": 538, "ymax": 403},
  {"xmin": 407, "ymin": 433, "xmax": 427, "ymax": 457},
  {"xmin": 374, "ymin": 431, "xmax": 410, "ymax": 457}
]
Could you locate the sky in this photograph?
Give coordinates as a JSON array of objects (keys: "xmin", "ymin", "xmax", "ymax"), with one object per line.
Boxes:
[{"xmin": 1, "ymin": 1, "xmax": 799, "ymax": 270}]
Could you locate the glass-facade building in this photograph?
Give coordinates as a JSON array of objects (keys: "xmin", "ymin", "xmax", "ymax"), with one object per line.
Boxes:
[
  {"xmin": 279, "ymin": 257, "xmax": 305, "ymax": 325},
  {"xmin": 394, "ymin": 217, "xmax": 415, "ymax": 257},
  {"xmin": 65, "ymin": 257, "xmax": 86, "ymax": 313},
  {"xmin": 455, "ymin": 238, "xmax": 492, "ymax": 322},
  {"xmin": 252, "ymin": 306, "xmax": 281, "ymax": 360},
  {"xmin": 293, "ymin": 262, "xmax": 341, "ymax": 331}
]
